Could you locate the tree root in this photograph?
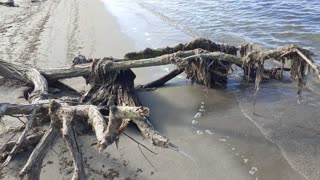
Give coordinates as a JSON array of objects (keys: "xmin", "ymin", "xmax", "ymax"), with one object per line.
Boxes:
[
  {"xmin": 0, "ymin": 131, "xmax": 45, "ymax": 163},
  {"xmin": 140, "ymin": 68, "xmax": 184, "ymax": 89},
  {"xmin": 1, "ymin": 108, "xmax": 37, "ymax": 167},
  {"xmin": 0, "ymin": 38, "xmax": 318, "ymax": 180},
  {"xmin": 19, "ymin": 126, "xmax": 60, "ymax": 179},
  {"xmin": 61, "ymin": 111, "xmax": 86, "ymax": 180}
]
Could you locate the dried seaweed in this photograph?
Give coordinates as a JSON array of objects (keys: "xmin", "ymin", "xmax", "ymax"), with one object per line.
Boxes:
[{"xmin": 125, "ymin": 38, "xmax": 238, "ymax": 60}]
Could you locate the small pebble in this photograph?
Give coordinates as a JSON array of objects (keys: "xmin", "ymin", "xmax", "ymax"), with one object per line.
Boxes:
[{"xmin": 232, "ymin": 147, "xmax": 235, "ymax": 151}]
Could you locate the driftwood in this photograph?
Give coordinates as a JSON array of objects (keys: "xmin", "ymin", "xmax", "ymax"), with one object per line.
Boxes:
[
  {"xmin": 0, "ymin": 38, "xmax": 318, "ymax": 180},
  {"xmin": 0, "ymin": 0, "xmax": 16, "ymax": 7}
]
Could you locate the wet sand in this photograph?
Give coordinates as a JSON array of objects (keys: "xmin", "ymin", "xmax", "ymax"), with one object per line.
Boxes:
[{"xmin": 0, "ymin": 0, "xmax": 319, "ymax": 179}]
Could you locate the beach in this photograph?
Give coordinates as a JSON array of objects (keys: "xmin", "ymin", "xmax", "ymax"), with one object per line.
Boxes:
[{"xmin": 1, "ymin": 0, "xmax": 320, "ymax": 179}]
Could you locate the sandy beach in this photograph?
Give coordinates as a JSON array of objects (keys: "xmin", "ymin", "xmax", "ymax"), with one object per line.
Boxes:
[{"xmin": 1, "ymin": 0, "xmax": 320, "ymax": 180}]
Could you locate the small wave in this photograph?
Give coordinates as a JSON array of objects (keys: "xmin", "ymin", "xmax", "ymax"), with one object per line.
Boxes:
[{"xmin": 138, "ymin": 2, "xmax": 202, "ymax": 39}]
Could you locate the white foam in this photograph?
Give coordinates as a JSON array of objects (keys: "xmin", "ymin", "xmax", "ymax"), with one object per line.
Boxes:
[
  {"xmin": 232, "ymin": 147, "xmax": 235, "ymax": 151},
  {"xmin": 243, "ymin": 159, "xmax": 248, "ymax": 164},
  {"xmin": 200, "ymin": 105, "xmax": 205, "ymax": 109},
  {"xmin": 196, "ymin": 130, "xmax": 203, "ymax": 135},
  {"xmin": 249, "ymin": 167, "xmax": 258, "ymax": 175},
  {"xmin": 192, "ymin": 120, "xmax": 198, "ymax": 125},
  {"xmin": 205, "ymin": 129, "xmax": 214, "ymax": 135},
  {"xmin": 194, "ymin": 112, "xmax": 202, "ymax": 118},
  {"xmin": 219, "ymin": 139, "xmax": 227, "ymax": 142},
  {"xmin": 144, "ymin": 32, "xmax": 150, "ymax": 36},
  {"xmin": 163, "ymin": 67, "xmax": 170, "ymax": 72}
]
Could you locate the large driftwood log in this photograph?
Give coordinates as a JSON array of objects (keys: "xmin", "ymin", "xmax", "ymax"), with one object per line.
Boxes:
[
  {"xmin": 0, "ymin": 38, "xmax": 318, "ymax": 180},
  {"xmin": 0, "ymin": 56, "xmax": 159, "ymax": 180}
]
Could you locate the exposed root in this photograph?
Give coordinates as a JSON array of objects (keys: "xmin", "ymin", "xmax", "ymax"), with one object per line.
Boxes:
[
  {"xmin": 61, "ymin": 111, "xmax": 86, "ymax": 180},
  {"xmin": 141, "ymin": 68, "xmax": 184, "ymax": 89},
  {"xmin": 0, "ymin": 131, "xmax": 45, "ymax": 163},
  {"xmin": 0, "ymin": 38, "xmax": 318, "ymax": 180},
  {"xmin": 19, "ymin": 126, "xmax": 60, "ymax": 179},
  {"xmin": 1, "ymin": 108, "xmax": 37, "ymax": 167},
  {"xmin": 242, "ymin": 44, "xmax": 315, "ymax": 104},
  {"xmin": 132, "ymin": 117, "xmax": 169, "ymax": 147},
  {"xmin": 81, "ymin": 57, "xmax": 170, "ymax": 148}
]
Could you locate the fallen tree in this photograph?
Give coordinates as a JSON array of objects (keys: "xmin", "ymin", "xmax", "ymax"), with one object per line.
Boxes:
[{"xmin": 0, "ymin": 38, "xmax": 318, "ymax": 180}]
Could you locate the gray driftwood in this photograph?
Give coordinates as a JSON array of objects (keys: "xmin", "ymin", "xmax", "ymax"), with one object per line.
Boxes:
[{"xmin": 0, "ymin": 38, "xmax": 318, "ymax": 180}]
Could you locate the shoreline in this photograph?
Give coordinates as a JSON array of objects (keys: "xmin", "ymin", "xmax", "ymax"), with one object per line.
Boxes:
[{"xmin": 0, "ymin": 0, "xmax": 319, "ymax": 179}]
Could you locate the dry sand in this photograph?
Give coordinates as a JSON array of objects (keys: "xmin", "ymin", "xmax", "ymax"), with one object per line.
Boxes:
[{"xmin": 0, "ymin": 0, "xmax": 318, "ymax": 180}]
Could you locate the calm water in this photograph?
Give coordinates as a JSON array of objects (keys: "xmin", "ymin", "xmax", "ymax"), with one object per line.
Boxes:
[
  {"xmin": 103, "ymin": 0, "xmax": 320, "ymax": 61},
  {"xmin": 102, "ymin": 1, "xmax": 320, "ymax": 179}
]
